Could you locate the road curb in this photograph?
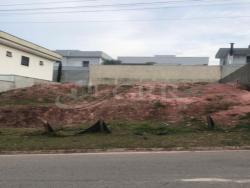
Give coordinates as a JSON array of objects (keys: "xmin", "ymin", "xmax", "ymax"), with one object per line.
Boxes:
[{"xmin": 1, "ymin": 146, "xmax": 250, "ymax": 155}]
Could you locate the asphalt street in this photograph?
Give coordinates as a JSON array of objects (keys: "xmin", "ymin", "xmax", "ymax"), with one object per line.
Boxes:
[{"xmin": 0, "ymin": 150, "xmax": 250, "ymax": 188}]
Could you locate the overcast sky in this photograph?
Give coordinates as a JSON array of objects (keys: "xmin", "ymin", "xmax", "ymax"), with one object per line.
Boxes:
[{"xmin": 1, "ymin": 0, "xmax": 250, "ymax": 64}]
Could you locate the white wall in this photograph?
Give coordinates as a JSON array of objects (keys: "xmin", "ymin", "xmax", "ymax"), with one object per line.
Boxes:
[
  {"xmin": 222, "ymin": 54, "xmax": 247, "ymax": 65},
  {"xmin": 0, "ymin": 44, "xmax": 55, "ymax": 81},
  {"xmin": 233, "ymin": 55, "xmax": 246, "ymax": 64}
]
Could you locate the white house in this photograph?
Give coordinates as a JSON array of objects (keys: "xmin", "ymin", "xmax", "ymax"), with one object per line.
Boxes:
[
  {"xmin": 0, "ymin": 31, "xmax": 62, "ymax": 81},
  {"xmin": 55, "ymin": 50, "xmax": 113, "ymax": 67},
  {"xmin": 216, "ymin": 43, "xmax": 250, "ymax": 65},
  {"xmin": 53, "ymin": 50, "xmax": 113, "ymax": 85}
]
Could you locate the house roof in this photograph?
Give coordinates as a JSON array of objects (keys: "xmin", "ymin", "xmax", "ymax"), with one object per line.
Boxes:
[
  {"xmin": 55, "ymin": 50, "xmax": 113, "ymax": 60},
  {"xmin": 0, "ymin": 31, "xmax": 62, "ymax": 61},
  {"xmin": 118, "ymin": 56, "xmax": 209, "ymax": 65},
  {"xmin": 216, "ymin": 48, "xmax": 250, "ymax": 59}
]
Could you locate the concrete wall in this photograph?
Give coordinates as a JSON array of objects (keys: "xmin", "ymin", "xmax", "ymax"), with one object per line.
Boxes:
[
  {"xmin": 0, "ymin": 75, "xmax": 51, "ymax": 93},
  {"xmin": 0, "ymin": 44, "xmax": 55, "ymax": 81},
  {"xmin": 221, "ymin": 64, "xmax": 244, "ymax": 78},
  {"xmin": 220, "ymin": 64, "xmax": 250, "ymax": 85},
  {"xmin": 0, "ymin": 81, "xmax": 14, "ymax": 92},
  {"xmin": 53, "ymin": 66, "xmax": 89, "ymax": 86},
  {"xmin": 90, "ymin": 65, "xmax": 221, "ymax": 85}
]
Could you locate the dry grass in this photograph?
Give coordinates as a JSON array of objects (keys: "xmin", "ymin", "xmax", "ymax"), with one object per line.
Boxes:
[{"xmin": 0, "ymin": 121, "xmax": 249, "ymax": 151}]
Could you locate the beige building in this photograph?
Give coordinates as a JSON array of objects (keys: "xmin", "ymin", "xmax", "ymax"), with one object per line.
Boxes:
[{"xmin": 0, "ymin": 31, "xmax": 62, "ymax": 81}]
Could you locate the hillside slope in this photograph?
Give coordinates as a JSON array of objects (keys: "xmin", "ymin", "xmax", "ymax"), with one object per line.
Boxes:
[{"xmin": 0, "ymin": 82, "xmax": 249, "ymax": 128}]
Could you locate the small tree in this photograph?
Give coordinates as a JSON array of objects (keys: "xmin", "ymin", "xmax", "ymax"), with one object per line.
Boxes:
[
  {"xmin": 145, "ymin": 62, "xmax": 156, "ymax": 65},
  {"xmin": 103, "ymin": 60, "xmax": 122, "ymax": 65}
]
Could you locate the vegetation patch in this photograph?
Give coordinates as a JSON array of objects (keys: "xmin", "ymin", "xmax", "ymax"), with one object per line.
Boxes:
[
  {"xmin": 152, "ymin": 101, "xmax": 166, "ymax": 109},
  {"xmin": 0, "ymin": 121, "xmax": 249, "ymax": 152},
  {"xmin": 239, "ymin": 112, "xmax": 250, "ymax": 121},
  {"xmin": 229, "ymin": 124, "xmax": 250, "ymax": 132},
  {"xmin": 133, "ymin": 123, "xmax": 172, "ymax": 136},
  {"xmin": 204, "ymin": 100, "xmax": 237, "ymax": 113}
]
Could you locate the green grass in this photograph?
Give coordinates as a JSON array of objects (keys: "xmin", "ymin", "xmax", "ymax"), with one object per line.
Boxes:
[{"xmin": 0, "ymin": 121, "xmax": 250, "ymax": 152}]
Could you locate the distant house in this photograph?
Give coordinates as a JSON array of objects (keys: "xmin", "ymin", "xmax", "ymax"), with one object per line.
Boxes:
[
  {"xmin": 118, "ymin": 55, "xmax": 209, "ymax": 66},
  {"xmin": 0, "ymin": 31, "xmax": 62, "ymax": 81},
  {"xmin": 55, "ymin": 50, "xmax": 113, "ymax": 68},
  {"xmin": 216, "ymin": 43, "xmax": 250, "ymax": 65},
  {"xmin": 53, "ymin": 50, "xmax": 113, "ymax": 85}
]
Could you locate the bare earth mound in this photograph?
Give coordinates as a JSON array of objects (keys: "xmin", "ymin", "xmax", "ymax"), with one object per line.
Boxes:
[{"xmin": 0, "ymin": 82, "xmax": 249, "ymax": 128}]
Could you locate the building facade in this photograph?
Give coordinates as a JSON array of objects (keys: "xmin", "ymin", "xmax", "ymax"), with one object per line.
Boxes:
[
  {"xmin": 0, "ymin": 31, "xmax": 62, "ymax": 81},
  {"xmin": 53, "ymin": 50, "xmax": 113, "ymax": 85},
  {"xmin": 118, "ymin": 55, "xmax": 209, "ymax": 65},
  {"xmin": 55, "ymin": 50, "xmax": 113, "ymax": 67},
  {"xmin": 216, "ymin": 43, "xmax": 250, "ymax": 65}
]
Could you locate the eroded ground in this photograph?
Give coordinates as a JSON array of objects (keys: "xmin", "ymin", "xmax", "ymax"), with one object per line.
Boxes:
[{"xmin": 0, "ymin": 82, "xmax": 249, "ymax": 128}]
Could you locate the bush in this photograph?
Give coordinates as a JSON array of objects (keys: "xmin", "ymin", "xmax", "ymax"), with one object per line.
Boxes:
[
  {"xmin": 153, "ymin": 101, "xmax": 165, "ymax": 109},
  {"xmin": 103, "ymin": 60, "xmax": 122, "ymax": 65}
]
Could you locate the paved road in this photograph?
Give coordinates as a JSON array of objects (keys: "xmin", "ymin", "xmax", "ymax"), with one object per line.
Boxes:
[{"xmin": 0, "ymin": 151, "xmax": 250, "ymax": 188}]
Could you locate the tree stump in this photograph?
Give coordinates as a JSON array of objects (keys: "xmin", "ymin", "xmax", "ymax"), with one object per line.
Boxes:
[
  {"xmin": 206, "ymin": 115, "xmax": 215, "ymax": 130},
  {"xmin": 39, "ymin": 118, "xmax": 55, "ymax": 134}
]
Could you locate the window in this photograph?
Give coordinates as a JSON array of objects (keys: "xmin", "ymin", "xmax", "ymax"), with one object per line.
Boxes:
[
  {"xmin": 82, "ymin": 61, "xmax": 89, "ymax": 67},
  {"xmin": 247, "ymin": 56, "xmax": 250, "ymax": 63},
  {"xmin": 21, "ymin": 56, "xmax": 29, "ymax": 66},
  {"xmin": 6, "ymin": 51, "xmax": 12, "ymax": 57},
  {"xmin": 39, "ymin": 61, "xmax": 44, "ymax": 66}
]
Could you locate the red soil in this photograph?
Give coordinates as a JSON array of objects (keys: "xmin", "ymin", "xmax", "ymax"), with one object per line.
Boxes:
[{"xmin": 0, "ymin": 82, "xmax": 249, "ymax": 128}]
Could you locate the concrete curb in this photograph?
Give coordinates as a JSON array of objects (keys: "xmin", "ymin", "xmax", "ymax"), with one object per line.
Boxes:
[{"xmin": 1, "ymin": 146, "xmax": 250, "ymax": 155}]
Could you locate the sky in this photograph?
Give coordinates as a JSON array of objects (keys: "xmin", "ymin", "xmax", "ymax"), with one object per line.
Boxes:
[{"xmin": 1, "ymin": 0, "xmax": 250, "ymax": 64}]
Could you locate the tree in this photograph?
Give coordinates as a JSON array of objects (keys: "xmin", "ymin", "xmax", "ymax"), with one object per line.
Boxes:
[{"xmin": 103, "ymin": 60, "xmax": 122, "ymax": 65}]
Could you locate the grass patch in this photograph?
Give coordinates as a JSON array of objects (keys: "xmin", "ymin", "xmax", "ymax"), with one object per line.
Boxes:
[
  {"xmin": 239, "ymin": 113, "xmax": 250, "ymax": 121},
  {"xmin": 0, "ymin": 121, "xmax": 249, "ymax": 151},
  {"xmin": 229, "ymin": 124, "xmax": 250, "ymax": 132},
  {"xmin": 134, "ymin": 123, "xmax": 172, "ymax": 136},
  {"xmin": 152, "ymin": 101, "xmax": 165, "ymax": 109}
]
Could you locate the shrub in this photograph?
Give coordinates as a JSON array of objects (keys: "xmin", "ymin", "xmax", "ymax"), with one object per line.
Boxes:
[
  {"xmin": 153, "ymin": 101, "xmax": 165, "ymax": 109},
  {"xmin": 103, "ymin": 60, "xmax": 122, "ymax": 65}
]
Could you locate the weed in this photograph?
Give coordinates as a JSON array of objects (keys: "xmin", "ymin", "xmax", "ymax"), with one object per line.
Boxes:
[
  {"xmin": 229, "ymin": 124, "xmax": 250, "ymax": 132},
  {"xmin": 204, "ymin": 100, "xmax": 236, "ymax": 113},
  {"xmin": 133, "ymin": 123, "xmax": 170, "ymax": 136},
  {"xmin": 0, "ymin": 121, "xmax": 250, "ymax": 151},
  {"xmin": 239, "ymin": 112, "xmax": 250, "ymax": 121},
  {"xmin": 152, "ymin": 101, "xmax": 165, "ymax": 109}
]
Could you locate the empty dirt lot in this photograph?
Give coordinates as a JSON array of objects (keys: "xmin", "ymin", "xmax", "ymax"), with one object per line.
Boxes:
[{"xmin": 0, "ymin": 82, "xmax": 249, "ymax": 128}]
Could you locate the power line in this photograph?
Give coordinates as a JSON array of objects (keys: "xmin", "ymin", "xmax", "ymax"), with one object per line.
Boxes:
[
  {"xmin": 0, "ymin": 0, "xmax": 247, "ymax": 12},
  {"xmin": 0, "ymin": 0, "xmax": 229, "ymax": 7},
  {"xmin": 1, "ymin": 15, "xmax": 250, "ymax": 24},
  {"xmin": 0, "ymin": 0, "xmax": 216, "ymax": 12},
  {"xmin": 0, "ymin": 0, "xmax": 104, "ymax": 7},
  {"xmin": 0, "ymin": 1, "xmax": 249, "ymax": 15}
]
